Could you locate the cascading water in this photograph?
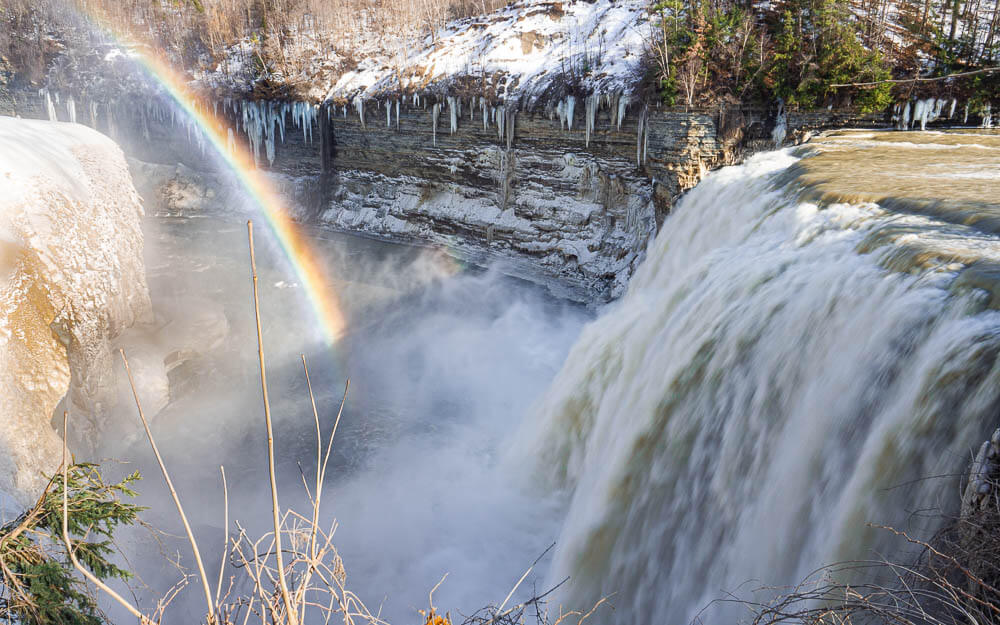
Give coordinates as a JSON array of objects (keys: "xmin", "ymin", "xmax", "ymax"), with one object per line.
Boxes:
[{"xmin": 518, "ymin": 132, "xmax": 1000, "ymax": 624}]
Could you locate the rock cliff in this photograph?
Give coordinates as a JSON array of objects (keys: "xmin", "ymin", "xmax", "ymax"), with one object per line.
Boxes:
[{"xmin": 5, "ymin": 86, "xmax": 886, "ymax": 301}]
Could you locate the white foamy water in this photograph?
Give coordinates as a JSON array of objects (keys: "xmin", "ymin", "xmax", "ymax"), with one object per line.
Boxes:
[{"xmin": 516, "ymin": 146, "xmax": 1000, "ymax": 623}]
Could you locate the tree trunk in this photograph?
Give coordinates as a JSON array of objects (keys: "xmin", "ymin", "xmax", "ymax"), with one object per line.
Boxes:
[{"xmin": 949, "ymin": 0, "xmax": 962, "ymax": 43}]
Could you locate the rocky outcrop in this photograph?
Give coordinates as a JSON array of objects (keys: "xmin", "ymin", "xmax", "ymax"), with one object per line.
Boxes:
[
  {"xmin": 9, "ymin": 86, "xmax": 886, "ymax": 301},
  {"xmin": 0, "ymin": 117, "xmax": 151, "ymax": 504},
  {"xmin": 963, "ymin": 427, "xmax": 1000, "ymax": 517}
]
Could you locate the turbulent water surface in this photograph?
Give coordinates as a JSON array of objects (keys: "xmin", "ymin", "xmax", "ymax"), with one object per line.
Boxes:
[
  {"xmin": 100, "ymin": 130, "xmax": 1000, "ymax": 625},
  {"xmin": 520, "ymin": 130, "xmax": 1000, "ymax": 624}
]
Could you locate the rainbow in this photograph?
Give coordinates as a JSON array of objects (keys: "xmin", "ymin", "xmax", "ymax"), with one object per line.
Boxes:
[{"xmin": 70, "ymin": 19, "xmax": 347, "ymax": 345}]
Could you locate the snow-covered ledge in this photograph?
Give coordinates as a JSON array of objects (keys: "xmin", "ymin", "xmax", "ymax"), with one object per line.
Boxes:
[{"xmin": 0, "ymin": 117, "xmax": 151, "ymax": 506}]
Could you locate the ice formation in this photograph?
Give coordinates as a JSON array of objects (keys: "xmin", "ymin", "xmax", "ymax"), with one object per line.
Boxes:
[
  {"xmin": 40, "ymin": 89, "xmax": 57, "ymax": 122},
  {"xmin": 432, "ymin": 102, "xmax": 441, "ymax": 146},
  {"xmin": 354, "ymin": 95, "xmax": 366, "ymax": 128},
  {"xmin": 226, "ymin": 99, "xmax": 320, "ymax": 167},
  {"xmin": 616, "ymin": 95, "xmax": 629, "ymax": 130},
  {"xmin": 911, "ymin": 97, "xmax": 948, "ymax": 130},
  {"xmin": 635, "ymin": 106, "xmax": 648, "ymax": 165},
  {"xmin": 0, "ymin": 117, "xmax": 150, "ymax": 505},
  {"xmin": 585, "ymin": 94, "xmax": 597, "ymax": 147},
  {"xmin": 448, "ymin": 96, "xmax": 458, "ymax": 134},
  {"xmin": 772, "ymin": 100, "xmax": 787, "ymax": 147}
]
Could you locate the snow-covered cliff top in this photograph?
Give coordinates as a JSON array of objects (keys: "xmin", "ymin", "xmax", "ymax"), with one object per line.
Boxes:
[
  {"xmin": 327, "ymin": 0, "xmax": 649, "ymax": 105},
  {"xmin": 197, "ymin": 0, "xmax": 650, "ymax": 107}
]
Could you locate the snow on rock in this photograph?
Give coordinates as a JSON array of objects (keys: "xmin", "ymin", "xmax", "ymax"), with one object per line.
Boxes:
[
  {"xmin": 319, "ymin": 144, "xmax": 656, "ymax": 299},
  {"xmin": 0, "ymin": 116, "xmax": 151, "ymax": 505},
  {"xmin": 326, "ymin": 0, "xmax": 649, "ymax": 106}
]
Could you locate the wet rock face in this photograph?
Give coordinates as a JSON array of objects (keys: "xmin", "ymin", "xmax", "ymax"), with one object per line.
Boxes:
[
  {"xmin": 294, "ymin": 105, "xmax": 751, "ymax": 301},
  {"xmin": 11, "ymin": 87, "xmax": 881, "ymax": 303},
  {"xmin": 963, "ymin": 428, "xmax": 1000, "ymax": 516}
]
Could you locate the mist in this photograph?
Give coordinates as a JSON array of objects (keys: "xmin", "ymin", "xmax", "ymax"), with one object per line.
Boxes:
[{"xmin": 98, "ymin": 196, "xmax": 592, "ymax": 623}]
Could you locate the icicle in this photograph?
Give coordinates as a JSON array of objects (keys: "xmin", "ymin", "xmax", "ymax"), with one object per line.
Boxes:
[
  {"xmin": 964, "ymin": 102, "xmax": 970, "ymax": 125},
  {"xmin": 497, "ymin": 106, "xmax": 505, "ymax": 142},
  {"xmin": 482, "ymin": 99, "xmax": 488, "ymax": 131},
  {"xmin": 912, "ymin": 99, "xmax": 925, "ymax": 130},
  {"xmin": 276, "ymin": 102, "xmax": 286, "ymax": 143},
  {"xmin": 447, "ymin": 96, "xmax": 458, "ymax": 134},
  {"xmin": 296, "ymin": 102, "xmax": 306, "ymax": 142},
  {"xmin": 66, "ymin": 96, "xmax": 76, "ymax": 124},
  {"xmin": 107, "ymin": 103, "xmax": 116, "ymax": 139},
  {"xmin": 505, "ymin": 107, "xmax": 516, "ymax": 151},
  {"xmin": 984, "ymin": 103, "xmax": 994, "ymax": 128},
  {"xmin": 227, "ymin": 128, "xmax": 236, "ymax": 154},
  {"xmin": 556, "ymin": 100, "xmax": 567, "ymax": 130},
  {"xmin": 772, "ymin": 100, "xmax": 787, "ymax": 147},
  {"xmin": 566, "ymin": 96, "xmax": 576, "ymax": 131},
  {"xmin": 266, "ymin": 132, "xmax": 276, "ymax": 165},
  {"xmin": 214, "ymin": 100, "xmax": 219, "ymax": 117},
  {"xmin": 354, "ymin": 96, "xmax": 366, "ymax": 128},
  {"xmin": 617, "ymin": 95, "xmax": 630, "ymax": 130},
  {"xmin": 395, "ymin": 100, "xmax": 400, "ymax": 130},
  {"xmin": 89, "ymin": 101, "xmax": 97, "ymax": 128},
  {"xmin": 40, "ymin": 89, "xmax": 57, "ymax": 122},
  {"xmin": 432, "ymin": 102, "xmax": 441, "ymax": 146},
  {"xmin": 585, "ymin": 93, "xmax": 597, "ymax": 147},
  {"xmin": 387, "ymin": 101, "xmax": 392, "ymax": 127},
  {"xmin": 636, "ymin": 106, "xmax": 648, "ymax": 166},
  {"xmin": 413, "ymin": 93, "xmax": 419, "ymax": 107},
  {"xmin": 470, "ymin": 97, "xmax": 474, "ymax": 121},
  {"xmin": 242, "ymin": 100, "xmax": 266, "ymax": 167},
  {"xmin": 902, "ymin": 101, "xmax": 911, "ymax": 129},
  {"xmin": 949, "ymin": 98, "xmax": 957, "ymax": 119}
]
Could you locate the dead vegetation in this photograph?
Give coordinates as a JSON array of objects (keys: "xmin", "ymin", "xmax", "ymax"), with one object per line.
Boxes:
[
  {"xmin": 730, "ymin": 438, "xmax": 1000, "ymax": 625},
  {"xmin": 0, "ymin": 0, "xmax": 513, "ymax": 94}
]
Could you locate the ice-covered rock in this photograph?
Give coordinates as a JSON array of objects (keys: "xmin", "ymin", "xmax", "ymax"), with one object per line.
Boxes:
[{"xmin": 0, "ymin": 116, "xmax": 150, "ymax": 505}]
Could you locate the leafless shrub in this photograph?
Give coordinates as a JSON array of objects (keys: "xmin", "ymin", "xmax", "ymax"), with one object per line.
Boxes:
[{"xmin": 730, "ymin": 454, "xmax": 1000, "ymax": 625}]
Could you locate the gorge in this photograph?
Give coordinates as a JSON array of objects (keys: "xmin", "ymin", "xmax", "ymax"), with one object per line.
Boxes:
[{"xmin": 1, "ymin": 0, "xmax": 1000, "ymax": 623}]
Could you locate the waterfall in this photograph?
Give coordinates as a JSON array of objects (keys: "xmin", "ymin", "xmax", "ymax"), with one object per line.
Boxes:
[{"xmin": 516, "ymin": 147, "xmax": 1000, "ymax": 624}]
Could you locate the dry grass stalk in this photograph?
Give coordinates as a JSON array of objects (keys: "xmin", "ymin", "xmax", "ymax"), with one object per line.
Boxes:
[
  {"xmin": 247, "ymin": 219, "xmax": 298, "ymax": 625},
  {"xmin": 120, "ymin": 348, "xmax": 218, "ymax": 624}
]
